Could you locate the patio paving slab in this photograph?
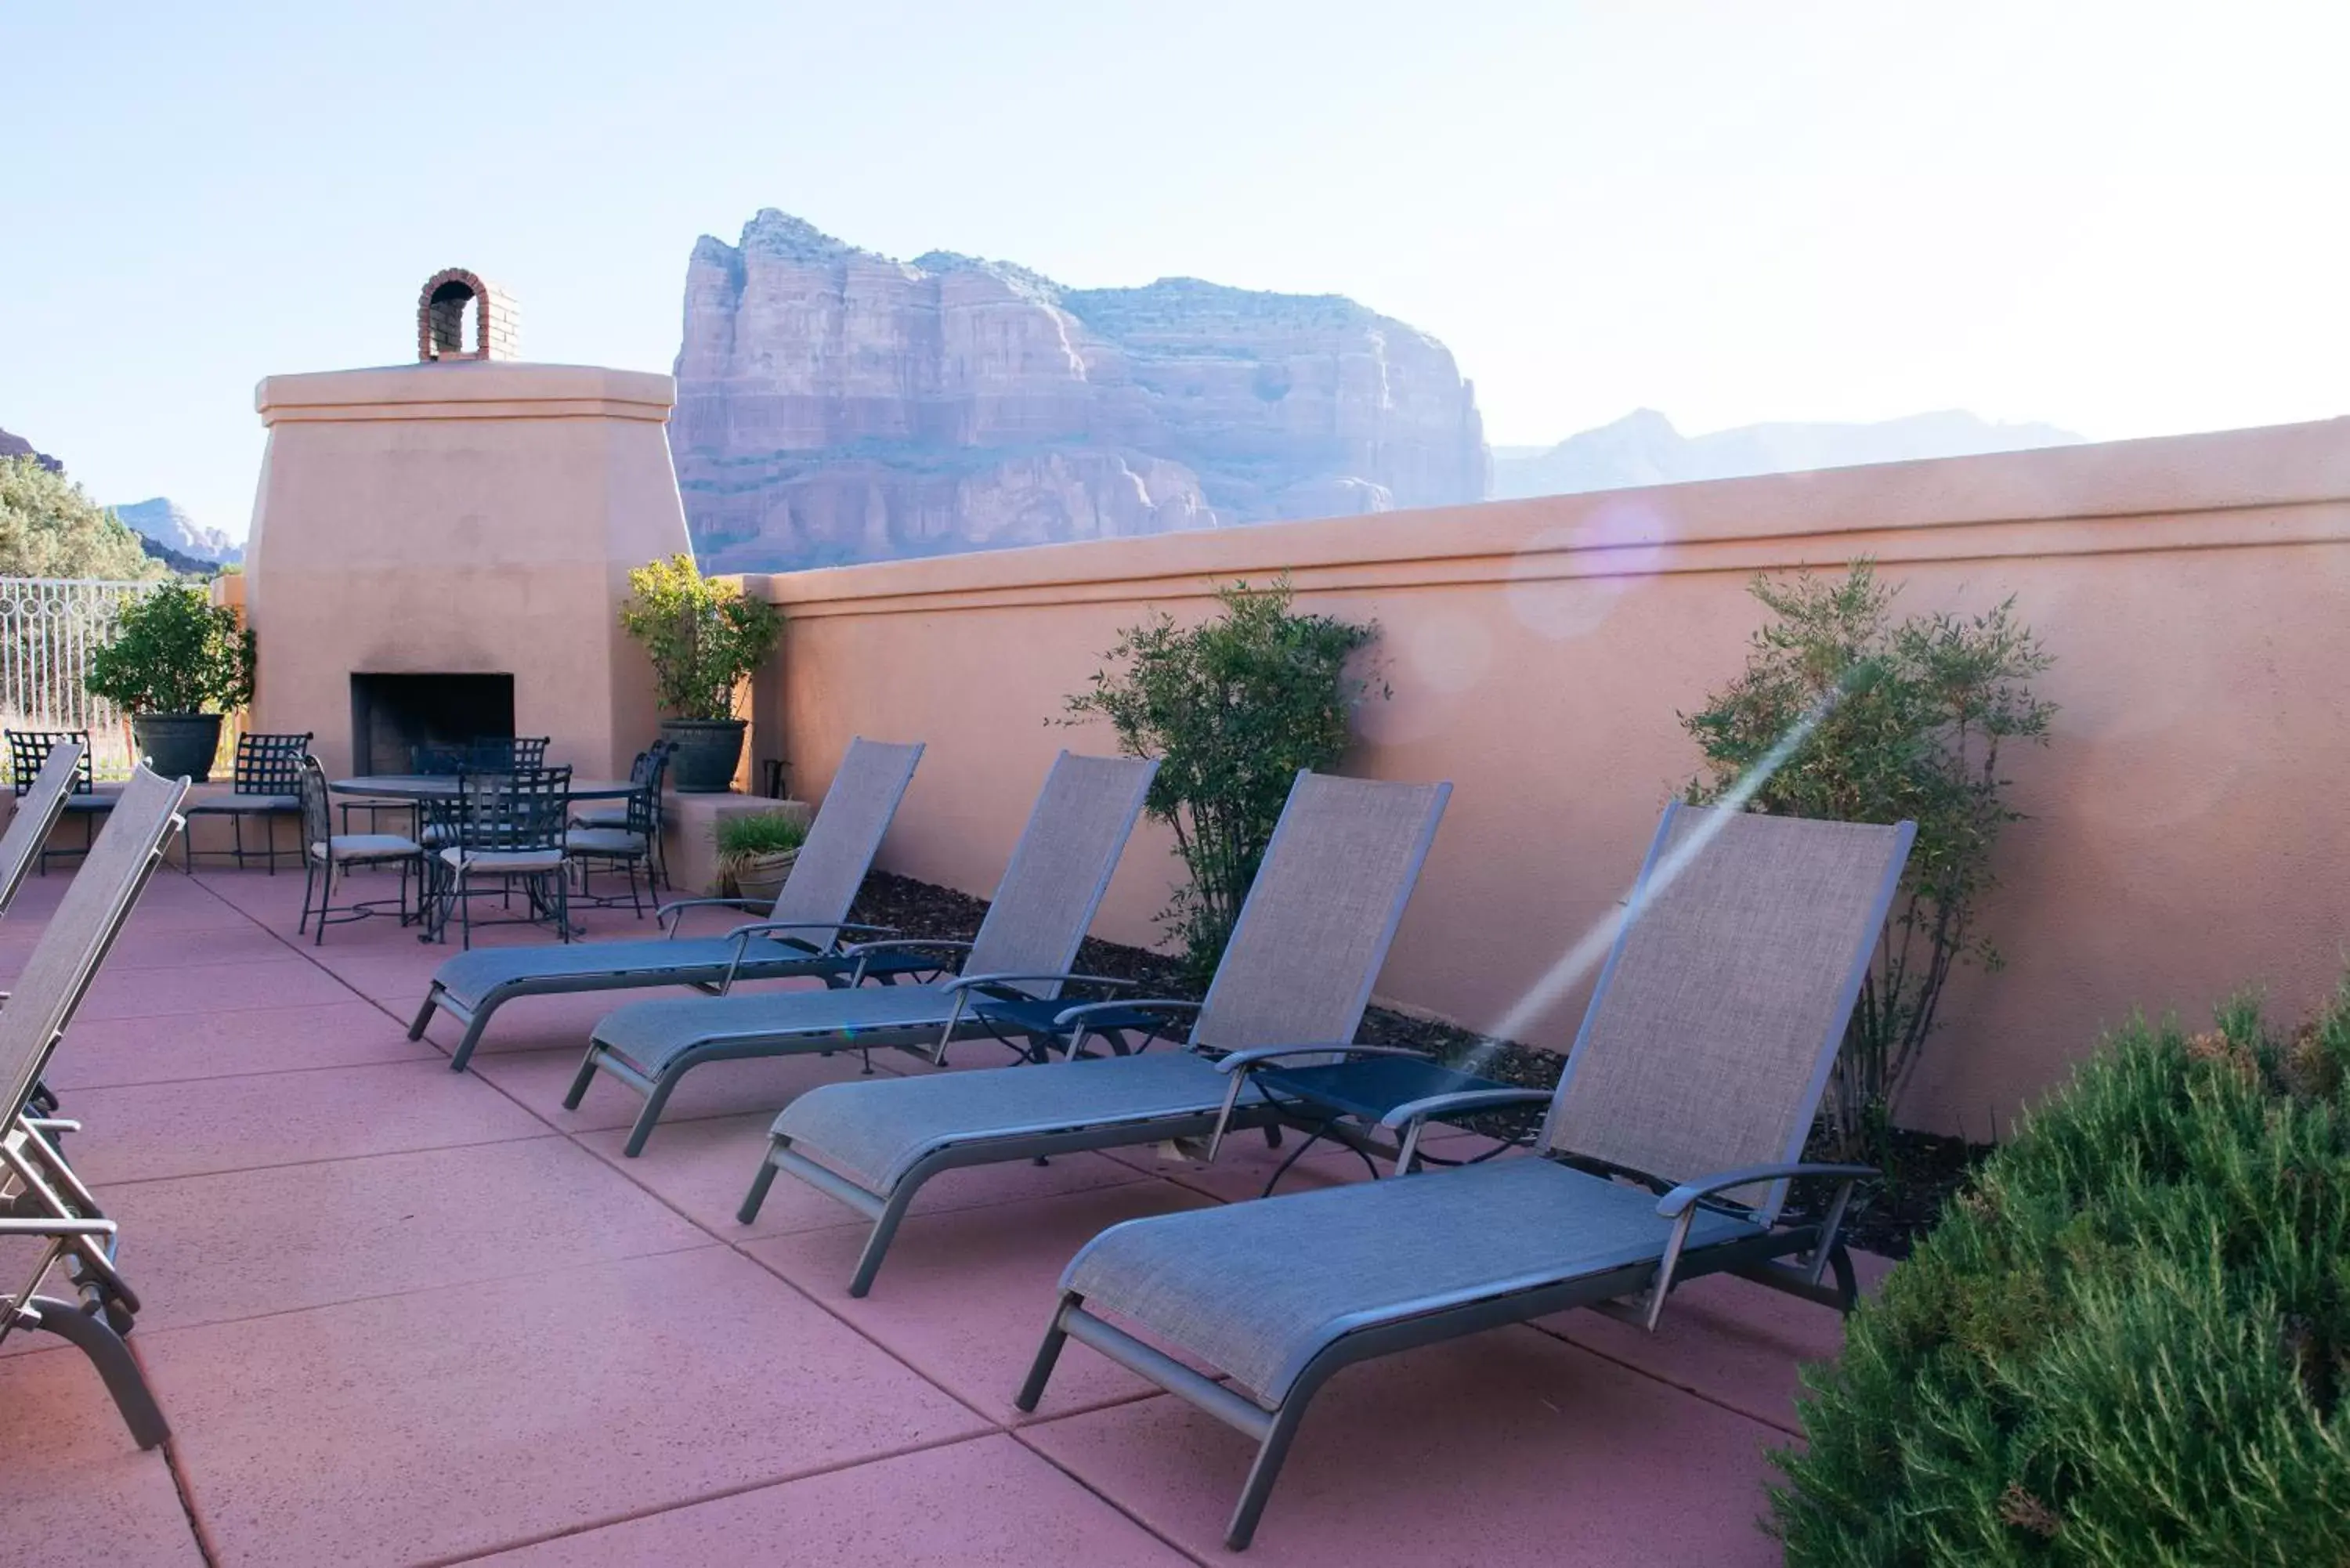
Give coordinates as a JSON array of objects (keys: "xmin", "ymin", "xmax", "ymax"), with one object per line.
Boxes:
[
  {"xmin": 101, "ymin": 1136, "xmax": 709, "ymax": 1331},
  {"xmin": 577, "ymin": 1108, "xmax": 1148, "ymax": 1239},
  {"xmin": 44, "ymin": 1000, "xmax": 441, "ymax": 1089},
  {"xmin": 471, "ymin": 1042, "xmax": 905, "ymax": 1135},
  {"xmin": 143, "ymin": 1247, "xmax": 991, "ymax": 1568},
  {"xmin": 0, "ymin": 922, "xmax": 293, "ymax": 974},
  {"xmin": 58, "ymin": 1059, "xmax": 550, "ymax": 1185},
  {"xmin": 79, "ymin": 956, "xmax": 361, "ymax": 1021},
  {"xmin": 743, "ymin": 1180, "xmax": 1217, "ymax": 1423},
  {"xmin": 0, "ymin": 1344, "xmax": 205, "ymax": 1565},
  {"xmin": 1021, "ymin": 1324, "xmax": 1786, "ymax": 1566},
  {"xmin": 1538, "ymin": 1251, "xmax": 1895, "ymax": 1434},
  {"xmin": 468, "ymin": 1433, "xmax": 1192, "ymax": 1566}
]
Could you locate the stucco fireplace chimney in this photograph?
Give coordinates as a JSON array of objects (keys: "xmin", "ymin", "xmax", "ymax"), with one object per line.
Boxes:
[
  {"xmin": 242, "ymin": 273, "xmax": 692, "ymax": 778},
  {"xmin": 417, "ymin": 268, "xmax": 520, "ymax": 362}
]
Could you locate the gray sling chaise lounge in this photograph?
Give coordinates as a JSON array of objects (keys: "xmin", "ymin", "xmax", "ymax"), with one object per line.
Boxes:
[
  {"xmin": 740, "ymin": 769, "xmax": 1454, "ymax": 1296},
  {"xmin": 408, "ymin": 737, "xmax": 924, "ymax": 1073},
  {"xmin": 9, "ymin": 742, "xmax": 100, "ymax": 1119},
  {"xmin": 1016, "ymin": 803, "xmax": 1914, "ymax": 1549},
  {"xmin": 568, "ymin": 750, "xmax": 1159, "ymax": 1156},
  {"xmin": 0, "ymin": 767, "xmax": 190, "ymax": 1450}
]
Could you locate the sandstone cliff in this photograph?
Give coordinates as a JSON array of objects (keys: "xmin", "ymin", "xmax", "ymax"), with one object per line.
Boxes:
[{"xmin": 672, "ymin": 211, "xmax": 1488, "ymax": 570}]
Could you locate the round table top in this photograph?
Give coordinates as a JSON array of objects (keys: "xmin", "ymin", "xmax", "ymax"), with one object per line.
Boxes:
[{"xmin": 331, "ymin": 774, "xmax": 640, "ymax": 800}]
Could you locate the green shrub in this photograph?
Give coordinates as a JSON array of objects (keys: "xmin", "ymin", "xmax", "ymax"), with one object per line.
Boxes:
[
  {"xmin": 1683, "ymin": 561, "xmax": 2053, "ymax": 1157},
  {"xmin": 84, "ymin": 583, "xmax": 255, "ymax": 714},
  {"xmin": 618, "ymin": 554, "xmax": 782, "ymax": 721},
  {"xmin": 715, "ymin": 811, "xmax": 808, "ymax": 859},
  {"xmin": 1772, "ymin": 984, "xmax": 2350, "ymax": 1566},
  {"xmin": 1061, "ymin": 578, "xmax": 1379, "ymax": 983}
]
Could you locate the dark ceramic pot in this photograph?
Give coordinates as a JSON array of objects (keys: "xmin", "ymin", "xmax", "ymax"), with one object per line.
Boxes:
[
  {"xmin": 132, "ymin": 712, "xmax": 223, "ymax": 782},
  {"xmin": 660, "ymin": 718, "xmax": 747, "ymax": 793}
]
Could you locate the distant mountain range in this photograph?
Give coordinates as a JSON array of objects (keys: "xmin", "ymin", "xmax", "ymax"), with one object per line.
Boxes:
[
  {"xmin": 1491, "ymin": 409, "xmax": 2083, "ymax": 499},
  {"xmin": 107, "ymin": 497, "xmax": 244, "ymax": 568},
  {"xmin": 2, "ymin": 425, "xmax": 238, "ymax": 573}
]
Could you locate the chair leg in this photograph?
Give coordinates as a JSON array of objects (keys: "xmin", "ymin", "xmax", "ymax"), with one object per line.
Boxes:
[
  {"xmin": 736, "ymin": 1148, "xmax": 783, "ymax": 1224},
  {"xmin": 847, "ymin": 1180, "xmax": 926, "ymax": 1298},
  {"xmin": 1015, "ymin": 1291, "xmax": 1081, "ymax": 1413},
  {"xmin": 22, "ymin": 1295, "xmax": 169, "ymax": 1450},
  {"xmin": 620, "ymin": 1068, "xmax": 687, "ymax": 1158},
  {"xmin": 561, "ymin": 1048, "xmax": 603, "ymax": 1110},
  {"xmin": 1227, "ymin": 1395, "xmax": 1315, "ymax": 1550}
]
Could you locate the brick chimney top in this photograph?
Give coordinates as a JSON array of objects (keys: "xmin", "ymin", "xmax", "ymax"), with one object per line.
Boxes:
[{"xmin": 418, "ymin": 269, "xmax": 520, "ymax": 362}]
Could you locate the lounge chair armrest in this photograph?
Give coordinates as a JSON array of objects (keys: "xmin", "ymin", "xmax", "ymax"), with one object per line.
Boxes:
[
  {"xmin": 1375, "ymin": 1087, "xmax": 1555, "ymax": 1130},
  {"xmin": 1654, "ymin": 1162, "xmax": 1878, "ymax": 1219},
  {"xmin": 1213, "ymin": 1043, "xmax": 1434, "ymax": 1075},
  {"xmin": 945, "ymin": 971, "xmax": 1138, "ymax": 996},
  {"xmin": 0, "ymin": 1217, "xmax": 115, "ymax": 1237},
  {"xmin": 1051, "ymin": 998, "xmax": 1201, "ymax": 1028},
  {"xmin": 657, "ymin": 898, "xmax": 770, "ymax": 934},
  {"xmin": 841, "ymin": 938, "xmax": 974, "ymax": 959},
  {"xmin": 722, "ymin": 920, "xmax": 895, "ymax": 952}
]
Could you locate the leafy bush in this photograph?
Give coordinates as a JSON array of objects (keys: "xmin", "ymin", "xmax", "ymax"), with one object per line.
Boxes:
[
  {"xmin": 618, "ymin": 554, "xmax": 782, "ymax": 721},
  {"xmin": 84, "ymin": 583, "xmax": 255, "ymax": 714},
  {"xmin": 1772, "ymin": 986, "xmax": 2350, "ymax": 1566},
  {"xmin": 1683, "ymin": 561, "xmax": 2053, "ymax": 1156},
  {"xmin": 1063, "ymin": 579, "xmax": 1379, "ymax": 982},
  {"xmin": 0, "ymin": 456, "xmax": 165, "ymax": 581}
]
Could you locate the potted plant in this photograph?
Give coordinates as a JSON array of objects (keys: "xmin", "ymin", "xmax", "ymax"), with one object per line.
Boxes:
[
  {"xmin": 714, "ymin": 810, "xmax": 808, "ymax": 906},
  {"xmin": 84, "ymin": 583, "xmax": 256, "ymax": 782},
  {"xmin": 618, "ymin": 554, "xmax": 783, "ymax": 792}
]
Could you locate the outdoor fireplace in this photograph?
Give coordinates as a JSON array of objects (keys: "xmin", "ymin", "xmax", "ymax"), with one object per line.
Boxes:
[
  {"xmin": 242, "ymin": 271, "xmax": 694, "ymax": 779},
  {"xmin": 350, "ymin": 674, "xmax": 515, "ymax": 775}
]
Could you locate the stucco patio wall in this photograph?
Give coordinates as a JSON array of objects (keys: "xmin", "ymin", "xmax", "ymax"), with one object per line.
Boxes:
[{"xmin": 752, "ymin": 417, "xmax": 2350, "ymax": 1133}]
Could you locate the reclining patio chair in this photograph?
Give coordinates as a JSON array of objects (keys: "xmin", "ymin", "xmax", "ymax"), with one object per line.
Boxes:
[
  {"xmin": 1016, "ymin": 803, "xmax": 1914, "ymax": 1548},
  {"xmin": 742, "ymin": 771, "xmax": 1452, "ymax": 1296},
  {"xmin": 0, "ymin": 766, "xmax": 190, "ymax": 1451},
  {"xmin": 0, "ymin": 741, "xmax": 88, "ymax": 921},
  {"xmin": 567, "ymin": 750, "xmax": 1158, "ymax": 1156},
  {"xmin": 410, "ymin": 737, "xmax": 924, "ymax": 1073}
]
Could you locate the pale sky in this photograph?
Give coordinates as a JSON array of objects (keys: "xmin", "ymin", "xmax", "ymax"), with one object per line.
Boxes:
[{"xmin": 4, "ymin": 2, "xmax": 2345, "ymax": 537}]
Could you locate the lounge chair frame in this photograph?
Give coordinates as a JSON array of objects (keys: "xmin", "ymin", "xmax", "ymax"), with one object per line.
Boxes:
[{"xmin": 1014, "ymin": 804, "xmax": 1914, "ymax": 1548}]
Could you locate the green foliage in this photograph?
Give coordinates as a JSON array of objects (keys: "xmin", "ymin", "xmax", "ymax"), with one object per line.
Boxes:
[
  {"xmin": 1062, "ymin": 578, "xmax": 1379, "ymax": 982},
  {"xmin": 714, "ymin": 811, "xmax": 808, "ymax": 860},
  {"xmin": 1772, "ymin": 985, "xmax": 2350, "ymax": 1566},
  {"xmin": 83, "ymin": 583, "xmax": 255, "ymax": 714},
  {"xmin": 1683, "ymin": 561, "xmax": 2053, "ymax": 1156},
  {"xmin": 617, "ymin": 554, "xmax": 782, "ymax": 721},
  {"xmin": 0, "ymin": 457, "xmax": 167, "ymax": 581}
]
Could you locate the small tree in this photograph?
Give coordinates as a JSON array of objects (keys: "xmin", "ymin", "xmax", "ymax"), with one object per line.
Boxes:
[
  {"xmin": 1064, "ymin": 579, "xmax": 1380, "ymax": 982},
  {"xmin": 0, "ymin": 456, "xmax": 165, "ymax": 581},
  {"xmin": 85, "ymin": 583, "xmax": 255, "ymax": 714},
  {"xmin": 618, "ymin": 554, "xmax": 782, "ymax": 721},
  {"xmin": 1683, "ymin": 562, "xmax": 2053, "ymax": 1157}
]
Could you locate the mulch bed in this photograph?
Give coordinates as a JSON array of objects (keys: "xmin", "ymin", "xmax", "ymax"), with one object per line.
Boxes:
[{"xmin": 844, "ymin": 869, "xmax": 1984, "ymax": 1256}]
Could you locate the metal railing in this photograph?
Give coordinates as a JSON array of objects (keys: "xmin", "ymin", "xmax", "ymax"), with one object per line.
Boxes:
[{"xmin": 0, "ymin": 577, "xmax": 161, "ymax": 779}]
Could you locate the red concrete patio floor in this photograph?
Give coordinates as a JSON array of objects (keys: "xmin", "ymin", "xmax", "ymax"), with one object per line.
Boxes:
[{"xmin": 0, "ymin": 865, "xmax": 1875, "ymax": 1566}]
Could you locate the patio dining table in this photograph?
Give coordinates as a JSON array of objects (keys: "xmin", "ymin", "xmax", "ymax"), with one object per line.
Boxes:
[{"xmin": 330, "ymin": 775, "xmax": 640, "ymax": 801}]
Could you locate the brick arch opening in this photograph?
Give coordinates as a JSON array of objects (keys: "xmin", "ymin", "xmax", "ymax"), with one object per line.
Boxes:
[{"xmin": 417, "ymin": 269, "xmax": 519, "ymax": 362}]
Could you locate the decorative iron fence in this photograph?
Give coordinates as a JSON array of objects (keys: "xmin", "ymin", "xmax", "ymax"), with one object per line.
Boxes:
[{"xmin": 0, "ymin": 577, "xmax": 161, "ymax": 779}]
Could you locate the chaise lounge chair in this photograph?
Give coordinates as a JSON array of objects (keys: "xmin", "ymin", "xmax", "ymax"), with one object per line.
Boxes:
[
  {"xmin": 6, "ymin": 742, "xmax": 102, "ymax": 1119},
  {"xmin": 0, "ymin": 766, "xmax": 191, "ymax": 1450},
  {"xmin": 1016, "ymin": 803, "xmax": 1914, "ymax": 1548},
  {"xmin": 566, "ymin": 750, "xmax": 1159, "ymax": 1156},
  {"xmin": 408, "ymin": 737, "xmax": 925, "ymax": 1073},
  {"xmin": 742, "ymin": 770, "xmax": 1453, "ymax": 1296}
]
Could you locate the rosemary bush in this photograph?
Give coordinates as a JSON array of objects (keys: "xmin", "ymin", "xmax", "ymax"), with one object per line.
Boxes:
[
  {"xmin": 1063, "ymin": 579, "xmax": 1379, "ymax": 982},
  {"xmin": 1773, "ymin": 986, "xmax": 2350, "ymax": 1566},
  {"xmin": 1683, "ymin": 562, "xmax": 2052, "ymax": 1156},
  {"xmin": 618, "ymin": 554, "xmax": 781, "ymax": 721}
]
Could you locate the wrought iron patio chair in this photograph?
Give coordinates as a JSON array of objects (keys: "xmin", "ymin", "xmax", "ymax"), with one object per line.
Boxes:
[
  {"xmin": 427, "ymin": 765, "xmax": 574, "ymax": 948},
  {"xmin": 183, "ymin": 729, "xmax": 310, "ymax": 873},
  {"xmin": 573, "ymin": 740, "xmax": 672, "ymax": 887},
  {"xmin": 1016, "ymin": 804, "xmax": 1914, "ymax": 1549},
  {"xmin": 0, "ymin": 766, "xmax": 189, "ymax": 1450},
  {"xmin": 7, "ymin": 729, "xmax": 114, "ymax": 873},
  {"xmin": 296, "ymin": 756, "xmax": 422, "ymax": 944},
  {"xmin": 565, "ymin": 771, "xmax": 658, "ymax": 916},
  {"xmin": 739, "ymin": 771, "xmax": 1452, "ymax": 1295},
  {"xmin": 410, "ymin": 737, "xmax": 924, "ymax": 1073},
  {"xmin": 562, "ymin": 750, "xmax": 1158, "ymax": 1156}
]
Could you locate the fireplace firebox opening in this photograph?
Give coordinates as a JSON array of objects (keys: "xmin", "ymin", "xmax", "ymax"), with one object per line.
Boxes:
[{"xmin": 350, "ymin": 674, "xmax": 516, "ymax": 775}]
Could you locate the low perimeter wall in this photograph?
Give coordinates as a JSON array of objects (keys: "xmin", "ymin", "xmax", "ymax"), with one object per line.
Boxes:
[{"xmin": 754, "ymin": 417, "xmax": 2350, "ymax": 1136}]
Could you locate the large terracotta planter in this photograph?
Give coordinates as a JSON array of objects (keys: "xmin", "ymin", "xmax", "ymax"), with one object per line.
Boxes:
[
  {"xmin": 661, "ymin": 718, "xmax": 746, "ymax": 793},
  {"xmin": 725, "ymin": 847, "xmax": 798, "ymax": 908},
  {"xmin": 132, "ymin": 713, "xmax": 223, "ymax": 782}
]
